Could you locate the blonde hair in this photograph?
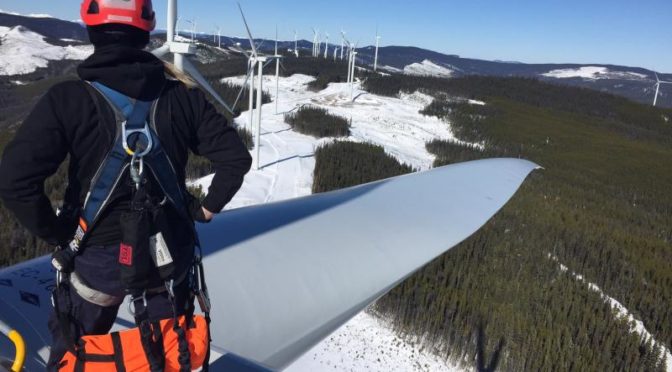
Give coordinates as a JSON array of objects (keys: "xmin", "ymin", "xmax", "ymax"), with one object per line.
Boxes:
[{"xmin": 163, "ymin": 61, "xmax": 197, "ymax": 89}]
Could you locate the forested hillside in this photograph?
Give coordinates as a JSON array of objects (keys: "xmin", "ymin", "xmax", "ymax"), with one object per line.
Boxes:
[{"xmin": 349, "ymin": 75, "xmax": 671, "ymax": 371}]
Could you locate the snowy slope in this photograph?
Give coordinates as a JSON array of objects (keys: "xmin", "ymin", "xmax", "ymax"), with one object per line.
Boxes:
[
  {"xmin": 191, "ymin": 74, "xmax": 474, "ymax": 371},
  {"xmin": 404, "ymin": 60, "xmax": 454, "ymax": 78},
  {"xmin": 541, "ymin": 66, "xmax": 648, "ymax": 81},
  {"xmin": 0, "ymin": 25, "xmax": 92, "ymax": 75},
  {"xmin": 194, "ymin": 74, "xmax": 478, "ymax": 209},
  {"xmin": 286, "ymin": 311, "xmax": 465, "ymax": 372}
]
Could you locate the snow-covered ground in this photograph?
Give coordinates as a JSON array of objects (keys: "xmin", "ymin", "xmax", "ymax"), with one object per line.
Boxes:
[
  {"xmin": 541, "ymin": 66, "xmax": 648, "ymax": 81},
  {"xmin": 287, "ymin": 311, "xmax": 465, "ymax": 372},
  {"xmin": 193, "ymin": 73, "xmax": 475, "ymax": 209},
  {"xmin": 404, "ymin": 60, "xmax": 454, "ymax": 78},
  {"xmin": 548, "ymin": 254, "xmax": 672, "ymax": 372},
  {"xmin": 192, "ymin": 73, "xmax": 472, "ymax": 371},
  {"xmin": 0, "ymin": 25, "xmax": 92, "ymax": 75}
]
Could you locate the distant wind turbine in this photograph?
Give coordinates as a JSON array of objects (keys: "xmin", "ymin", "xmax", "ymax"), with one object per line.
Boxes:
[
  {"xmin": 312, "ymin": 28, "xmax": 318, "ymax": 57},
  {"xmin": 294, "ymin": 30, "xmax": 299, "ymax": 57},
  {"xmin": 186, "ymin": 18, "xmax": 197, "ymax": 42},
  {"xmin": 653, "ymin": 73, "xmax": 672, "ymax": 107},
  {"xmin": 340, "ymin": 30, "xmax": 345, "ymax": 60},
  {"xmin": 374, "ymin": 28, "xmax": 381, "ymax": 71},
  {"xmin": 274, "ymin": 25, "xmax": 283, "ymax": 114},
  {"xmin": 323, "ymin": 33, "xmax": 329, "ymax": 59}
]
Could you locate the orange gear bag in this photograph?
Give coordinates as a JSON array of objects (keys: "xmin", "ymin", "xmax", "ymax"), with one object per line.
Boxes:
[{"xmin": 59, "ymin": 315, "xmax": 209, "ymax": 372}]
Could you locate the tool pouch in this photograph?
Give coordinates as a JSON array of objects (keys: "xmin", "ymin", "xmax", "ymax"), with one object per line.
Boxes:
[{"xmin": 119, "ymin": 206, "xmax": 154, "ymax": 291}]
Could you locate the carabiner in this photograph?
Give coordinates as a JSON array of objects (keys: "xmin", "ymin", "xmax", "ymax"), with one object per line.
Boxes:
[
  {"xmin": 129, "ymin": 155, "xmax": 144, "ymax": 189},
  {"xmin": 128, "ymin": 291, "xmax": 148, "ymax": 317}
]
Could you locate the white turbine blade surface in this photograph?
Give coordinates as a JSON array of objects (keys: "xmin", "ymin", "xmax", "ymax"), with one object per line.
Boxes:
[
  {"xmin": 237, "ymin": 2, "xmax": 258, "ymax": 57},
  {"xmin": 197, "ymin": 158, "xmax": 538, "ymax": 369},
  {"xmin": 182, "ymin": 58, "xmax": 235, "ymax": 115}
]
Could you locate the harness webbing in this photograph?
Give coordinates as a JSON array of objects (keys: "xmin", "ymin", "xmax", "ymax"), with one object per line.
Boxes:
[
  {"xmin": 80, "ymin": 82, "xmax": 190, "ymax": 232},
  {"xmin": 54, "ymin": 81, "xmax": 212, "ymax": 371}
]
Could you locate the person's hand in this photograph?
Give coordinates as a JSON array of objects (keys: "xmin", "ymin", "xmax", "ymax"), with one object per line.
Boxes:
[
  {"xmin": 51, "ymin": 244, "xmax": 77, "ymax": 273},
  {"xmin": 201, "ymin": 207, "xmax": 215, "ymax": 222}
]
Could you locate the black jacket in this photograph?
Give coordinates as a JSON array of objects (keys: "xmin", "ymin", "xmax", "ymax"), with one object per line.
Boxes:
[{"xmin": 0, "ymin": 45, "xmax": 252, "ymax": 246}]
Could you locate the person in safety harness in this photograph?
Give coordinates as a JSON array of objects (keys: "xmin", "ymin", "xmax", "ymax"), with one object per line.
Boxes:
[{"xmin": 0, "ymin": 0, "xmax": 252, "ymax": 370}]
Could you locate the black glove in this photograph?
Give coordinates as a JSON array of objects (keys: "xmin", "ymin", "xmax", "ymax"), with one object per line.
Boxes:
[
  {"xmin": 188, "ymin": 194, "xmax": 210, "ymax": 224},
  {"xmin": 51, "ymin": 244, "xmax": 78, "ymax": 273}
]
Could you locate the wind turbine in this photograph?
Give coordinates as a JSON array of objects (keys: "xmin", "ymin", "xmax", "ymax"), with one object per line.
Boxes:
[
  {"xmin": 316, "ymin": 31, "xmax": 322, "ymax": 57},
  {"xmin": 151, "ymin": 0, "xmax": 237, "ymax": 117},
  {"xmin": 323, "ymin": 33, "xmax": 329, "ymax": 59},
  {"xmin": 185, "ymin": 18, "xmax": 197, "ymax": 43},
  {"xmin": 653, "ymin": 73, "xmax": 672, "ymax": 107},
  {"xmin": 294, "ymin": 30, "xmax": 299, "ymax": 57},
  {"xmin": 311, "ymin": 29, "xmax": 318, "ymax": 57},
  {"xmin": 349, "ymin": 43, "xmax": 358, "ymax": 101},
  {"xmin": 340, "ymin": 30, "xmax": 345, "ymax": 60},
  {"xmin": 274, "ymin": 26, "xmax": 283, "ymax": 114},
  {"xmin": 374, "ymin": 28, "xmax": 381, "ymax": 72},
  {"xmin": 333, "ymin": 47, "xmax": 338, "ymax": 61},
  {"xmin": 214, "ymin": 26, "xmax": 222, "ymax": 48},
  {"xmin": 236, "ymin": 3, "xmax": 281, "ymax": 170}
]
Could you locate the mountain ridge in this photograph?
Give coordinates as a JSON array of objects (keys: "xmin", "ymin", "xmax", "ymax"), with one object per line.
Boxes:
[{"xmin": 1, "ymin": 10, "xmax": 670, "ymax": 107}]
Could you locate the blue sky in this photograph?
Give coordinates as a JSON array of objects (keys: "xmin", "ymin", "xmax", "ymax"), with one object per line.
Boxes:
[{"xmin": 2, "ymin": 0, "xmax": 671, "ymax": 72}]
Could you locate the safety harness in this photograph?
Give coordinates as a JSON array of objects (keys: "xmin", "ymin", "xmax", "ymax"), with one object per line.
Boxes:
[{"xmin": 52, "ymin": 81, "xmax": 212, "ymax": 372}]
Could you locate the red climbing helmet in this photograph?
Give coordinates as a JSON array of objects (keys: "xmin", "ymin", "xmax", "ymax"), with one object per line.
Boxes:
[{"xmin": 81, "ymin": 0, "xmax": 156, "ymax": 32}]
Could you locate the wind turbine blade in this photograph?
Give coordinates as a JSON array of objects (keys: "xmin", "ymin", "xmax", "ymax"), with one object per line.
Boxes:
[
  {"xmin": 255, "ymin": 40, "xmax": 265, "ymax": 52},
  {"xmin": 182, "ymin": 57, "xmax": 236, "ymax": 115},
  {"xmin": 656, "ymin": 72, "xmax": 660, "ymax": 83},
  {"xmin": 151, "ymin": 43, "xmax": 171, "ymax": 58},
  {"xmin": 232, "ymin": 67, "xmax": 255, "ymax": 112},
  {"xmin": 237, "ymin": 2, "xmax": 258, "ymax": 57}
]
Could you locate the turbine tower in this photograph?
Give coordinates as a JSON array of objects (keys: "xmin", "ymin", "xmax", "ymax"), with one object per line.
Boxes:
[
  {"xmin": 374, "ymin": 28, "xmax": 381, "ymax": 72},
  {"xmin": 311, "ymin": 29, "xmax": 318, "ymax": 57},
  {"xmin": 294, "ymin": 30, "xmax": 299, "ymax": 57},
  {"xmin": 316, "ymin": 32, "xmax": 322, "ymax": 57},
  {"xmin": 214, "ymin": 26, "xmax": 222, "ymax": 48},
  {"xmin": 274, "ymin": 26, "xmax": 283, "ymax": 114},
  {"xmin": 350, "ymin": 45, "xmax": 358, "ymax": 101},
  {"xmin": 340, "ymin": 30, "xmax": 345, "ymax": 60},
  {"xmin": 153, "ymin": 0, "xmax": 238, "ymax": 118},
  {"xmin": 323, "ymin": 33, "xmax": 329, "ymax": 59},
  {"xmin": 653, "ymin": 73, "xmax": 672, "ymax": 107}
]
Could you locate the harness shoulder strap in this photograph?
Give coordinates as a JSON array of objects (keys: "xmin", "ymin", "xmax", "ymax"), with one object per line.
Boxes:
[{"xmin": 87, "ymin": 82, "xmax": 190, "ymax": 222}]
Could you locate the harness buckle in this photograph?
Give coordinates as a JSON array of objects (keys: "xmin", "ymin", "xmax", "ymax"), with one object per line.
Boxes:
[
  {"xmin": 122, "ymin": 120, "xmax": 153, "ymax": 158},
  {"xmin": 128, "ymin": 291, "xmax": 148, "ymax": 317}
]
